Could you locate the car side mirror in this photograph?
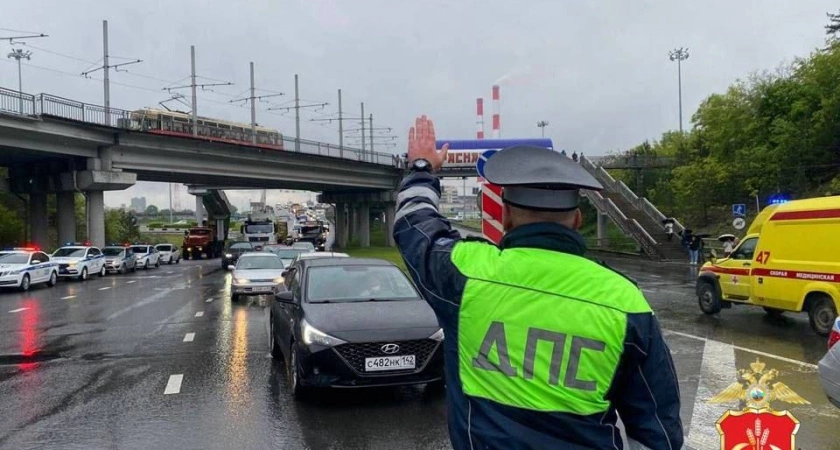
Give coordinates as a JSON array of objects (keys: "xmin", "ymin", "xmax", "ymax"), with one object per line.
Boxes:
[
  {"xmin": 281, "ymin": 270, "xmax": 289, "ymax": 277},
  {"xmin": 227, "ymin": 265, "xmax": 235, "ymax": 271},
  {"xmin": 275, "ymin": 290, "xmax": 295, "ymax": 304}
]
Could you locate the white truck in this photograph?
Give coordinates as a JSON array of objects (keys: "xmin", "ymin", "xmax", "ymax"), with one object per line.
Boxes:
[{"xmin": 242, "ymin": 211, "xmax": 278, "ymax": 245}]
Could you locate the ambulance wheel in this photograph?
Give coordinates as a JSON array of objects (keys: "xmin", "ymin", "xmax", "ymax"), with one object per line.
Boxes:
[
  {"xmin": 808, "ymin": 295, "xmax": 837, "ymax": 336},
  {"xmin": 763, "ymin": 307, "xmax": 785, "ymax": 318},
  {"xmin": 19, "ymin": 274, "xmax": 31, "ymax": 292},
  {"xmin": 697, "ymin": 282, "xmax": 721, "ymax": 315}
]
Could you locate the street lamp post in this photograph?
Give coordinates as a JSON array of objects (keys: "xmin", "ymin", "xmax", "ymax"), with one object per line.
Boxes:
[
  {"xmin": 537, "ymin": 120, "xmax": 549, "ymax": 138},
  {"xmin": 7, "ymin": 49, "xmax": 32, "ymax": 114},
  {"xmin": 668, "ymin": 47, "xmax": 689, "ymax": 134}
]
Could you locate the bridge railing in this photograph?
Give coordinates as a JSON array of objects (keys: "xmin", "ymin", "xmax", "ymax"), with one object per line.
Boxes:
[
  {"xmin": 3, "ymin": 85, "xmax": 400, "ymax": 168},
  {"xmin": 582, "ymin": 190, "xmax": 662, "ymax": 259},
  {"xmin": 0, "ymin": 87, "xmax": 36, "ymax": 115}
]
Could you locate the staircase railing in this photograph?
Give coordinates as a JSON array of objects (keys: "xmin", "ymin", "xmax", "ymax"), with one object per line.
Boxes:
[
  {"xmin": 582, "ymin": 190, "xmax": 663, "ymax": 259},
  {"xmin": 581, "ymin": 154, "xmax": 685, "ymax": 235}
]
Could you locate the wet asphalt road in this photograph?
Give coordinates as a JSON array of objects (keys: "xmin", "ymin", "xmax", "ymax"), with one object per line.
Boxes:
[{"xmin": 0, "ymin": 256, "xmax": 837, "ymax": 450}]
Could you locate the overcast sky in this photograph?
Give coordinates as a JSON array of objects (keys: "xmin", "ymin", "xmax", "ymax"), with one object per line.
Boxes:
[{"xmin": 2, "ymin": 0, "xmax": 836, "ymax": 210}]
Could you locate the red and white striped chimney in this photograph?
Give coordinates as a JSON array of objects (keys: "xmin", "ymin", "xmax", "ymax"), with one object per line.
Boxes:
[
  {"xmin": 491, "ymin": 85, "xmax": 500, "ymax": 138},
  {"xmin": 476, "ymin": 98, "xmax": 485, "ymax": 139}
]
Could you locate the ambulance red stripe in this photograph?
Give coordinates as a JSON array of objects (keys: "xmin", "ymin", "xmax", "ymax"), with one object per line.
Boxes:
[{"xmin": 769, "ymin": 208, "xmax": 840, "ymax": 221}]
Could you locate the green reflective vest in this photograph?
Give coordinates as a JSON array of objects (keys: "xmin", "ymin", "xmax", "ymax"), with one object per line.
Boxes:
[{"xmin": 451, "ymin": 241, "xmax": 651, "ymax": 415}]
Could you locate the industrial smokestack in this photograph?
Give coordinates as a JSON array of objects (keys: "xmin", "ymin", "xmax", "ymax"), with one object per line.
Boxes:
[
  {"xmin": 491, "ymin": 85, "xmax": 500, "ymax": 138},
  {"xmin": 476, "ymin": 98, "xmax": 485, "ymax": 139}
]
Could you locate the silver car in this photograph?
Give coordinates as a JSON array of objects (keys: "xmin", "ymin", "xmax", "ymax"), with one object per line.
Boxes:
[
  {"xmin": 155, "ymin": 244, "xmax": 181, "ymax": 264},
  {"xmin": 229, "ymin": 252, "xmax": 285, "ymax": 301},
  {"xmin": 819, "ymin": 317, "xmax": 840, "ymax": 408},
  {"xmin": 290, "ymin": 251, "xmax": 349, "ymax": 266}
]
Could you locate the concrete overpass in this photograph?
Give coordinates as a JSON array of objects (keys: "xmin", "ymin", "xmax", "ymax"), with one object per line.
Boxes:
[{"xmin": 0, "ymin": 88, "xmax": 402, "ymax": 249}]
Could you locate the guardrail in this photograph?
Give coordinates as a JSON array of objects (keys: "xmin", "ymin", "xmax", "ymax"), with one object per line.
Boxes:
[{"xmin": 1, "ymin": 86, "xmax": 401, "ymax": 168}]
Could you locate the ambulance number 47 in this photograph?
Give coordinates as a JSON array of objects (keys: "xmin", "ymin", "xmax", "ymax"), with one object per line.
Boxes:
[{"xmin": 755, "ymin": 251, "xmax": 771, "ymax": 264}]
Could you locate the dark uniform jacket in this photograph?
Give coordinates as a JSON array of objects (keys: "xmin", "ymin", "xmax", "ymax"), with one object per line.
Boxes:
[{"xmin": 393, "ymin": 170, "xmax": 684, "ymax": 450}]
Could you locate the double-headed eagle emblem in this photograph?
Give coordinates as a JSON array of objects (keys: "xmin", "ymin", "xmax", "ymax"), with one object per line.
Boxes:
[{"xmin": 709, "ymin": 358, "xmax": 810, "ymax": 409}]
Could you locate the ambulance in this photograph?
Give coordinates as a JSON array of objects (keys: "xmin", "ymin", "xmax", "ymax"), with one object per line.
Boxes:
[{"xmin": 696, "ymin": 196, "xmax": 840, "ymax": 335}]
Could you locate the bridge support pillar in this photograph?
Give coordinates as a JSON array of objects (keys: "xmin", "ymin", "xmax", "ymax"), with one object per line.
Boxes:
[
  {"xmin": 87, "ymin": 190, "xmax": 105, "ymax": 248},
  {"xmin": 56, "ymin": 191, "xmax": 76, "ymax": 245},
  {"xmin": 384, "ymin": 202, "xmax": 395, "ymax": 247},
  {"xmin": 596, "ymin": 212, "xmax": 609, "ymax": 248},
  {"xmin": 358, "ymin": 203, "xmax": 370, "ymax": 248},
  {"xmin": 349, "ymin": 205, "xmax": 360, "ymax": 245},
  {"xmin": 30, "ymin": 192, "xmax": 48, "ymax": 249},
  {"xmin": 195, "ymin": 195, "xmax": 204, "ymax": 225},
  {"xmin": 335, "ymin": 203, "xmax": 348, "ymax": 249}
]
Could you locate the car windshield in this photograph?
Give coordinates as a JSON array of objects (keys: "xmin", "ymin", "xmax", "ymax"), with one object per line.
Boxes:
[
  {"xmin": 274, "ymin": 249, "xmax": 304, "ymax": 259},
  {"xmin": 130, "ymin": 246, "xmax": 149, "ymax": 254},
  {"xmin": 53, "ymin": 248, "xmax": 86, "ymax": 258},
  {"xmin": 229, "ymin": 243, "xmax": 253, "ymax": 251},
  {"xmin": 102, "ymin": 248, "xmax": 124, "ymax": 256},
  {"xmin": 236, "ymin": 256, "xmax": 284, "ymax": 270},
  {"xmin": 157, "ymin": 245, "xmax": 172, "ymax": 251},
  {"xmin": 0, "ymin": 253, "xmax": 30, "ymax": 264},
  {"xmin": 245, "ymin": 224, "xmax": 273, "ymax": 233},
  {"xmin": 293, "ymin": 243, "xmax": 314, "ymax": 250},
  {"xmin": 306, "ymin": 265, "xmax": 420, "ymax": 303},
  {"xmin": 190, "ymin": 229, "xmax": 211, "ymax": 235}
]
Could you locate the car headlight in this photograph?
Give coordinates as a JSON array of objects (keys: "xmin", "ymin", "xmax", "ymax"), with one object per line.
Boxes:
[
  {"xmin": 273, "ymin": 276, "xmax": 284, "ymax": 284},
  {"xmin": 234, "ymin": 277, "xmax": 249, "ymax": 284},
  {"xmin": 67, "ymin": 262, "xmax": 77, "ymax": 267},
  {"xmin": 301, "ymin": 319, "xmax": 346, "ymax": 347},
  {"xmin": 225, "ymin": 253, "xmax": 233, "ymax": 258},
  {"xmin": 429, "ymin": 328, "xmax": 444, "ymax": 341}
]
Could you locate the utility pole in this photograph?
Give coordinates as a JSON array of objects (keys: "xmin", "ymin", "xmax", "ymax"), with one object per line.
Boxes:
[
  {"xmin": 2, "ymin": 30, "xmax": 47, "ymax": 114},
  {"xmin": 169, "ymin": 183, "xmax": 173, "ymax": 224},
  {"xmin": 190, "ymin": 46, "xmax": 197, "ymax": 136},
  {"xmin": 669, "ymin": 47, "xmax": 689, "ymax": 134},
  {"xmin": 164, "ymin": 46, "xmax": 231, "ymax": 136},
  {"xmin": 338, "ymin": 89, "xmax": 343, "ymax": 152},
  {"xmin": 537, "ymin": 120, "xmax": 549, "ymax": 138},
  {"xmin": 360, "ymin": 102, "xmax": 366, "ymax": 157},
  {"xmin": 6, "ymin": 49, "xmax": 31, "ymax": 114},
  {"xmin": 369, "ymin": 114, "xmax": 374, "ymax": 153},
  {"xmin": 81, "ymin": 21, "xmax": 141, "ymax": 125},
  {"xmin": 230, "ymin": 62, "xmax": 283, "ymax": 145},
  {"xmin": 294, "ymin": 74, "xmax": 300, "ymax": 151}
]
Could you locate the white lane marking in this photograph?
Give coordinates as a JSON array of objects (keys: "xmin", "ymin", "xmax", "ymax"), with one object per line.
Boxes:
[
  {"xmin": 663, "ymin": 329, "xmax": 818, "ymax": 369},
  {"xmin": 205, "ymin": 297, "xmax": 213, "ymax": 303},
  {"xmin": 126, "ymin": 280, "xmax": 137, "ymax": 284},
  {"xmin": 194, "ymin": 311, "xmax": 204, "ymax": 317},
  {"xmin": 8, "ymin": 307, "xmax": 29, "ymax": 313},
  {"xmin": 183, "ymin": 332, "xmax": 195, "ymax": 342},
  {"xmin": 61, "ymin": 295, "xmax": 76, "ymax": 300},
  {"xmin": 166, "ymin": 271, "xmax": 173, "ymax": 274},
  {"xmin": 685, "ymin": 339, "xmax": 736, "ymax": 450},
  {"xmin": 164, "ymin": 374, "xmax": 183, "ymax": 395},
  {"xmin": 98, "ymin": 287, "xmax": 111, "ymax": 291}
]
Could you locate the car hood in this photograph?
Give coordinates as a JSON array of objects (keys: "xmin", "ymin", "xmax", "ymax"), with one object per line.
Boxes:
[
  {"xmin": 233, "ymin": 268, "xmax": 283, "ymax": 280},
  {"xmin": 280, "ymin": 258, "xmax": 294, "ymax": 266},
  {"xmin": 0, "ymin": 263, "xmax": 26, "ymax": 270},
  {"xmin": 303, "ymin": 300, "xmax": 440, "ymax": 342},
  {"xmin": 51, "ymin": 257, "xmax": 83, "ymax": 263}
]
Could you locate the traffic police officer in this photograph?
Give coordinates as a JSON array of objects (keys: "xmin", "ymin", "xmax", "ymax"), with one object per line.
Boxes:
[{"xmin": 394, "ymin": 116, "xmax": 684, "ymax": 449}]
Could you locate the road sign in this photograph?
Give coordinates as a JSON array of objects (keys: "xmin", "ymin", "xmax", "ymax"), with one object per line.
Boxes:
[
  {"xmin": 475, "ymin": 149, "xmax": 498, "ymax": 178},
  {"xmin": 732, "ymin": 204, "xmax": 746, "ymax": 217},
  {"xmin": 733, "ymin": 217, "xmax": 746, "ymax": 230}
]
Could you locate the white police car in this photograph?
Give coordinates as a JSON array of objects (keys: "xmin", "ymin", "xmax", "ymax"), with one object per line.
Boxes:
[
  {"xmin": 52, "ymin": 244, "xmax": 107, "ymax": 281},
  {"xmin": 131, "ymin": 245, "xmax": 160, "ymax": 269},
  {"xmin": 0, "ymin": 248, "xmax": 59, "ymax": 291}
]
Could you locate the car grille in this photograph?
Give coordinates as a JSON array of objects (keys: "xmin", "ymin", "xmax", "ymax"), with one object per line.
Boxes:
[
  {"xmin": 248, "ymin": 236, "xmax": 269, "ymax": 242},
  {"xmin": 59, "ymin": 264, "xmax": 69, "ymax": 270},
  {"xmin": 333, "ymin": 339, "xmax": 439, "ymax": 375},
  {"xmin": 250, "ymin": 279, "xmax": 275, "ymax": 283}
]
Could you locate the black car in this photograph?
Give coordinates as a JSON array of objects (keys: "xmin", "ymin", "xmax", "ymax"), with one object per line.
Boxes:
[
  {"xmin": 222, "ymin": 242, "xmax": 254, "ymax": 269},
  {"xmin": 270, "ymin": 258, "xmax": 444, "ymax": 398}
]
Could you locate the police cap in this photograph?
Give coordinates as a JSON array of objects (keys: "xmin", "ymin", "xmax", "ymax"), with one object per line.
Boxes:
[{"xmin": 483, "ymin": 145, "xmax": 603, "ymax": 211}]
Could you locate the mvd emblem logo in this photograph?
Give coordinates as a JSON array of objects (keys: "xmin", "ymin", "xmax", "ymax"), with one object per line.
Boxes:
[{"xmin": 709, "ymin": 358, "xmax": 809, "ymax": 450}]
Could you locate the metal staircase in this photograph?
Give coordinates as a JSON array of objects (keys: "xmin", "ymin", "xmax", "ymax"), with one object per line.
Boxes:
[{"xmin": 580, "ymin": 155, "xmax": 687, "ymax": 261}]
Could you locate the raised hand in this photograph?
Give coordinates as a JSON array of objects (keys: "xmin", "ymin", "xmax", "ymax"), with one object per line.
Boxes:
[{"xmin": 407, "ymin": 115, "xmax": 449, "ymax": 171}]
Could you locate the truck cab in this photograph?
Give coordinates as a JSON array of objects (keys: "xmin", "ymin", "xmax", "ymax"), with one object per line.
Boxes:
[
  {"xmin": 182, "ymin": 226, "xmax": 222, "ymax": 260},
  {"xmin": 696, "ymin": 196, "xmax": 840, "ymax": 335}
]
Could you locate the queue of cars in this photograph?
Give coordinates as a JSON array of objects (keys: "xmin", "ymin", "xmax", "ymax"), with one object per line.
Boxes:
[{"xmin": 0, "ymin": 242, "xmax": 181, "ymax": 291}]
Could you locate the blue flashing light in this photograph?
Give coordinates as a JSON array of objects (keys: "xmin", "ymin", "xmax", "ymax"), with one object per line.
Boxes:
[{"xmin": 768, "ymin": 193, "xmax": 791, "ymax": 205}]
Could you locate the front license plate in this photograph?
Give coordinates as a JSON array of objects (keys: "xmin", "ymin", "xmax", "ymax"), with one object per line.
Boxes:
[
  {"xmin": 247, "ymin": 286, "xmax": 272, "ymax": 293},
  {"xmin": 364, "ymin": 355, "xmax": 416, "ymax": 372}
]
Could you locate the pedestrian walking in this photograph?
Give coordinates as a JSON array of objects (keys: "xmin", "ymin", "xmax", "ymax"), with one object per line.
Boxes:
[
  {"xmin": 689, "ymin": 235, "xmax": 702, "ymax": 265},
  {"xmin": 664, "ymin": 221, "xmax": 675, "ymax": 241},
  {"xmin": 571, "ymin": 151, "xmax": 579, "ymax": 162},
  {"xmin": 394, "ymin": 115, "xmax": 683, "ymax": 450}
]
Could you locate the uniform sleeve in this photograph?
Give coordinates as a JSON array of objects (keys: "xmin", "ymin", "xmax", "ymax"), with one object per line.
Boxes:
[
  {"xmin": 610, "ymin": 312, "xmax": 684, "ymax": 450},
  {"xmin": 393, "ymin": 171, "xmax": 467, "ymax": 311}
]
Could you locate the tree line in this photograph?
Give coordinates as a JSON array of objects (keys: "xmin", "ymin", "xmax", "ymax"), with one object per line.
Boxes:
[{"xmin": 606, "ymin": 13, "xmax": 840, "ymax": 228}]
